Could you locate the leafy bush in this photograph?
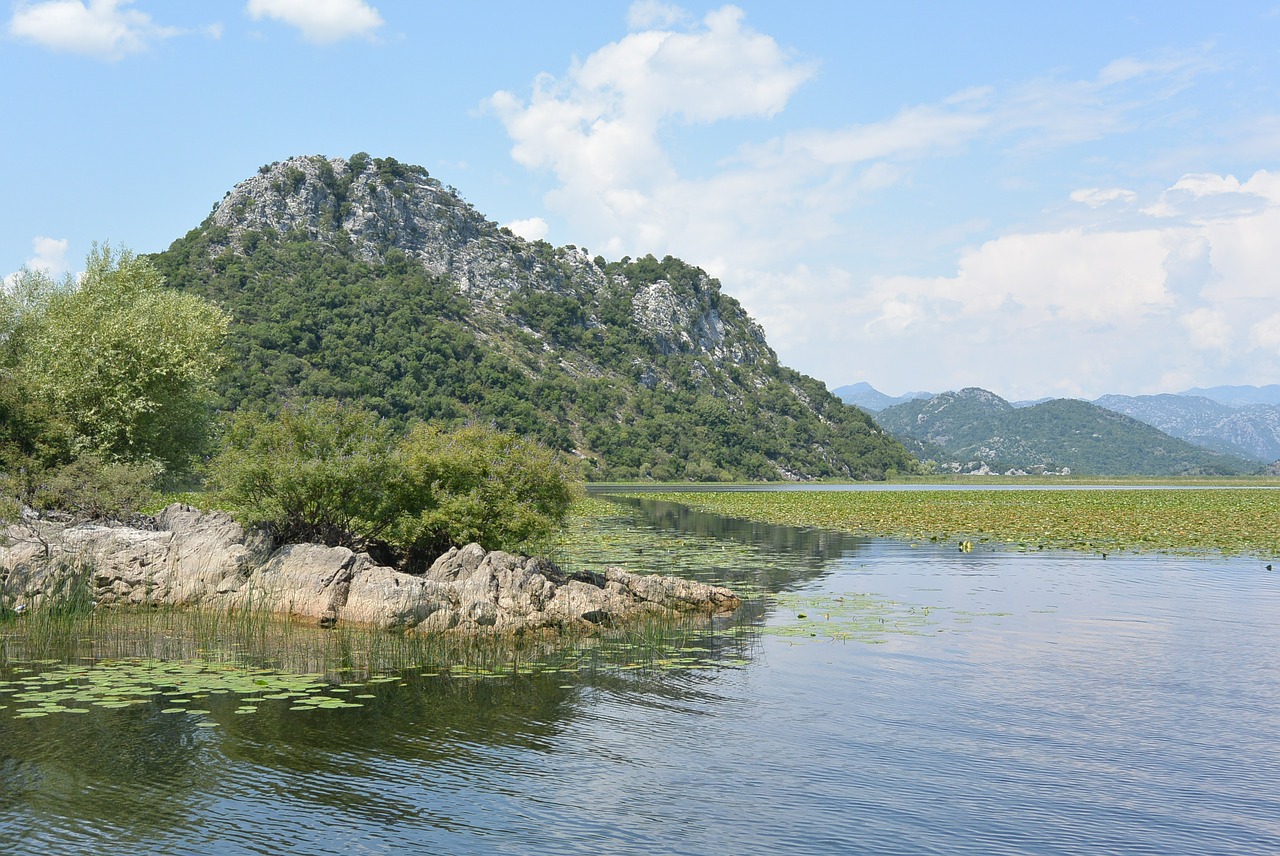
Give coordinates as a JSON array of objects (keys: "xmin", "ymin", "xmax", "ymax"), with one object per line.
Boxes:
[
  {"xmin": 390, "ymin": 423, "xmax": 581, "ymax": 566},
  {"xmin": 3, "ymin": 244, "xmax": 229, "ymax": 473},
  {"xmin": 1, "ymin": 246, "xmax": 228, "ymax": 525},
  {"xmin": 205, "ymin": 402, "xmax": 580, "ymax": 564},
  {"xmin": 204, "ymin": 401, "xmax": 399, "ymax": 549}
]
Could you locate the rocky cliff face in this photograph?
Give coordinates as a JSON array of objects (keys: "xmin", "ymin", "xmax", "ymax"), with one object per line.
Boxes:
[{"xmin": 210, "ymin": 155, "xmax": 772, "ymax": 369}]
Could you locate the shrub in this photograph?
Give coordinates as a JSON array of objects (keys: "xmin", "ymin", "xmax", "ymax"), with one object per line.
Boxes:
[
  {"xmin": 390, "ymin": 423, "xmax": 581, "ymax": 566},
  {"xmin": 204, "ymin": 400, "xmax": 399, "ymax": 549},
  {"xmin": 205, "ymin": 403, "xmax": 580, "ymax": 564}
]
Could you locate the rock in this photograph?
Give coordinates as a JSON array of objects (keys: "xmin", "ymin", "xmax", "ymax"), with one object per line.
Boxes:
[{"xmin": 0, "ymin": 504, "xmax": 741, "ymax": 633}]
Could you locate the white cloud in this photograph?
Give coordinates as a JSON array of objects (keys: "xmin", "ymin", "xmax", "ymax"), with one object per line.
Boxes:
[
  {"xmin": 1181, "ymin": 307, "xmax": 1233, "ymax": 352},
  {"xmin": 1250, "ymin": 314, "xmax": 1280, "ymax": 354},
  {"xmin": 835, "ymin": 171, "xmax": 1280, "ymax": 396},
  {"xmin": 490, "ymin": 9, "xmax": 1265, "ymax": 398},
  {"xmin": 627, "ymin": 0, "xmax": 689, "ymax": 30},
  {"xmin": 1070, "ymin": 187, "xmax": 1137, "ymax": 208},
  {"xmin": 26, "ymin": 236, "xmax": 71, "ymax": 276},
  {"xmin": 3, "ymin": 236, "xmax": 71, "ymax": 291},
  {"xmin": 9, "ymin": 0, "xmax": 181, "ymax": 60},
  {"xmin": 246, "ymin": 0, "xmax": 383, "ymax": 44},
  {"xmin": 489, "ymin": 4, "xmax": 815, "ymax": 187},
  {"xmin": 505, "ymin": 217, "xmax": 548, "ymax": 242}
]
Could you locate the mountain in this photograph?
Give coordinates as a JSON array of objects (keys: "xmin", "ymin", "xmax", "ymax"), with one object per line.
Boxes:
[
  {"xmin": 151, "ymin": 154, "xmax": 914, "ymax": 482},
  {"xmin": 833, "ymin": 382, "xmax": 933, "ymax": 411},
  {"xmin": 1094, "ymin": 394, "xmax": 1280, "ymax": 463},
  {"xmin": 874, "ymin": 387, "xmax": 1253, "ymax": 475},
  {"xmin": 1179, "ymin": 384, "xmax": 1280, "ymax": 407}
]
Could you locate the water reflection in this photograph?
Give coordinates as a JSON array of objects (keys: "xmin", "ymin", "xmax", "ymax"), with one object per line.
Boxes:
[
  {"xmin": 581, "ymin": 495, "xmax": 867, "ymax": 594},
  {"xmin": 4, "ymin": 499, "xmax": 1280, "ymax": 855}
]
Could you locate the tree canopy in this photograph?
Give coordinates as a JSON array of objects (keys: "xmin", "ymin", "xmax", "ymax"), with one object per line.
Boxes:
[{"xmin": 1, "ymin": 245, "xmax": 229, "ymax": 518}]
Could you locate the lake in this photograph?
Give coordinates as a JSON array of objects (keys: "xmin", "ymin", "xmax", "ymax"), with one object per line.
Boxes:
[{"xmin": 3, "ymin": 494, "xmax": 1279, "ymax": 854}]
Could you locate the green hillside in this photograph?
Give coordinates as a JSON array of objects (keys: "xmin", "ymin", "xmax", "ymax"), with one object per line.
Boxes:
[
  {"xmin": 151, "ymin": 154, "xmax": 913, "ymax": 482},
  {"xmin": 875, "ymin": 388, "xmax": 1253, "ymax": 475}
]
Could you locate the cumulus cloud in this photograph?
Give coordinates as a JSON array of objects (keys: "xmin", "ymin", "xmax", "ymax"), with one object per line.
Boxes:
[
  {"xmin": 3, "ymin": 236, "xmax": 71, "ymax": 290},
  {"xmin": 847, "ymin": 171, "xmax": 1280, "ymax": 395},
  {"xmin": 489, "ymin": 6, "xmax": 1265, "ymax": 397},
  {"xmin": 9, "ymin": 0, "xmax": 182, "ymax": 59},
  {"xmin": 246, "ymin": 0, "xmax": 383, "ymax": 44},
  {"xmin": 505, "ymin": 217, "xmax": 549, "ymax": 241},
  {"xmin": 627, "ymin": 0, "xmax": 689, "ymax": 30},
  {"xmin": 25, "ymin": 236, "xmax": 71, "ymax": 276},
  {"xmin": 1070, "ymin": 187, "xmax": 1137, "ymax": 208},
  {"xmin": 1250, "ymin": 315, "xmax": 1280, "ymax": 354},
  {"xmin": 1181, "ymin": 307, "xmax": 1233, "ymax": 352}
]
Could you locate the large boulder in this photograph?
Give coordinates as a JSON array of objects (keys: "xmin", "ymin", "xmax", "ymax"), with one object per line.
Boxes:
[{"xmin": 0, "ymin": 504, "xmax": 741, "ymax": 633}]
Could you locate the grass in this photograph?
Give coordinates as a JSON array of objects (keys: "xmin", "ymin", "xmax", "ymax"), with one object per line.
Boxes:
[{"xmin": 620, "ymin": 487, "xmax": 1280, "ymax": 556}]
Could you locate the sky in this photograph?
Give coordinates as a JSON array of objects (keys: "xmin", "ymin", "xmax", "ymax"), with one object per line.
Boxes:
[{"xmin": 3, "ymin": 0, "xmax": 1280, "ymax": 401}]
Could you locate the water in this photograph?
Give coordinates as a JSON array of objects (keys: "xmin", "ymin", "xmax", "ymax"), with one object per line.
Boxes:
[{"xmin": 3, "ymin": 496, "xmax": 1280, "ymax": 854}]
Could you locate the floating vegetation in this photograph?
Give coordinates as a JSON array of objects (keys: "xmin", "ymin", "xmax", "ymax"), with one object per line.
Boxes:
[
  {"xmin": 0, "ymin": 659, "xmax": 365, "ymax": 721},
  {"xmin": 549, "ymin": 496, "xmax": 764, "ymax": 593},
  {"xmin": 767, "ymin": 592, "xmax": 934, "ymax": 642},
  {"xmin": 628, "ymin": 488, "xmax": 1280, "ymax": 556}
]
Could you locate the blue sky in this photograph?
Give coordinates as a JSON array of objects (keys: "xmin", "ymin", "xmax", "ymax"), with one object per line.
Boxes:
[{"xmin": 4, "ymin": 1, "xmax": 1280, "ymax": 400}]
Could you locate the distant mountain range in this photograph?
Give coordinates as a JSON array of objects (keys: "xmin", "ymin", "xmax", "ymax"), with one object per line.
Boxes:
[
  {"xmin": 841, "ymin": 382, "xmax": 1280, "ymax": 465},
  {"xmin": 831, "ymin": 382, "xmax": 933, "ymax": 411}
]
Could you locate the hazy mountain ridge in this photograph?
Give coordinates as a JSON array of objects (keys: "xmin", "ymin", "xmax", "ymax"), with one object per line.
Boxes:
[
  {"xmin": 1095, "ymin": 394, "xmax": 1280, "ymax": 463},
  {"xmin": 873, "ymin": 388, "xmax": 1253, "ymax": 475},
  {"xmin": 831, "ymin": 382, "xmax": 933, "ymax": 412},
  {"xmin": 153, "ymin": 154, "xmax": 913, "ymax": 481},
  {"xmin": 843, "ymin": 381, "xmax": 1280, "ymax": 464}
]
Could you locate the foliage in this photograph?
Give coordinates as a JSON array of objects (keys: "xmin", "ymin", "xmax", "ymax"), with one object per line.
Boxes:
[
  {"xmin": 633, "ymin": 488, "xmax": 1280, "ymax": 556},
  {"xmin": 875, "ymin": 388, "xmax": 1253, "ymax": 476},
  {"xmin": 27, "ymin": 455, "xmax": 159, "ymax": 521},
  {"xmin": 1, "ymin": 246, "xmax": 228, "ymax": 524},
  {"xmin": 3, "ymin": 245, "xmax": 229, "ymax": 472},
  {"xmin": 391, "ymin": 423, "xmax": 581, "ymax": 564},
  {"xmin": 204, "ymin": 400, "xmax": 399, "ymax": 549},
  {"xmin": 205, "ymin": 401, "xmax": 580, "ymax": 562}
]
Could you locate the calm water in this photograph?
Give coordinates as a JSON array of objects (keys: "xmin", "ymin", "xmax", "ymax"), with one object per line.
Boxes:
[{"xmin": 3, "ymin": 496, "xmax": 1280, "ymax": 855}]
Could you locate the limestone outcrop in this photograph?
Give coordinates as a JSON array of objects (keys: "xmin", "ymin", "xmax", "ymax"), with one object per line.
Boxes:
[{"xmin": 0, "ymin": 505, "xmax": 740, "ymax": 633}]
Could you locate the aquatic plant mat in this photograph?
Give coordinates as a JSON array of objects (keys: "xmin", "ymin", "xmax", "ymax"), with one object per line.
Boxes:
[{"xmin": 623, "ymin": 488, "xmax": 1280, "ymax": 556}]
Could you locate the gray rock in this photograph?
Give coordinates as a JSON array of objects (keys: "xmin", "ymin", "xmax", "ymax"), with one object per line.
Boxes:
[{"xmin": 0, "ymin": 504, "xmax": 741, "ymax": 634}]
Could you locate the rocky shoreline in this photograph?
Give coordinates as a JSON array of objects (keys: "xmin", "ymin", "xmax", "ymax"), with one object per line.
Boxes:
[{"xmin": 0, "ymin": 504, "xmax": 741, "ymax": 633}]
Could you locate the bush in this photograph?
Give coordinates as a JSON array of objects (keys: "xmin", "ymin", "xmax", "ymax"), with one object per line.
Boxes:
[
  {"xmin": 1, "ymin": 244, "xmax": 229, "ymax": 476},
  {"xmin": 390, "ymin": 423, "xmax": 581, "ymax": 566},
  {"xmin": 204, "ymin": 401, "xmax": 399, "ymax": 549},
  {"xmin": 205, "ymin": 403, "xmax": 581, "ymax": 564}
]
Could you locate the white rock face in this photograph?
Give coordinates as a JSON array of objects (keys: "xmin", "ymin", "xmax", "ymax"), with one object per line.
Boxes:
[{"xmin": 0, "ymin": 505, "xmax": 740, "ymax": 633}]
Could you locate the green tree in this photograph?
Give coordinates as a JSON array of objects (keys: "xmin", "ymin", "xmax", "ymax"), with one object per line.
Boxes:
[
  {"xmin": 205, "ymin": 403, "xmax": 580, "ymax": 565},
  {"xmin": 11, "ymin": 245, "xmax": 229, "ymax": 472},
  {"xmin": 1, "ymin": 245, "xmax": 228, "ymax": 521},
  {"xmin": 391, "ymin": 423, "xmax": 581, "ymax": 564}
]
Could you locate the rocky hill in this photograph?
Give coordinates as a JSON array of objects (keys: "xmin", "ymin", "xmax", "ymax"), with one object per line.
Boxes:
[
  {"xmin": 152, "ymin": 154, "xmax": 913, "ymax": 481},
  {"xmin": 875, "ymin": 388, "xmax": 1254, "ymax": 475}
]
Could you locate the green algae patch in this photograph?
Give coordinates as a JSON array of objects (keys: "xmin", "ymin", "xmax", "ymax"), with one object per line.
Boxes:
[{"xmin": 628, "ymin": 488, "xmax": 1280, "ymax": 557}]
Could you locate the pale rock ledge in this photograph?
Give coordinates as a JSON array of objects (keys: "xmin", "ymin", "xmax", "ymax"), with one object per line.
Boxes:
[{"xmin": 0, "ymin": 504, "xmax": 741, "ymax": 633}]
